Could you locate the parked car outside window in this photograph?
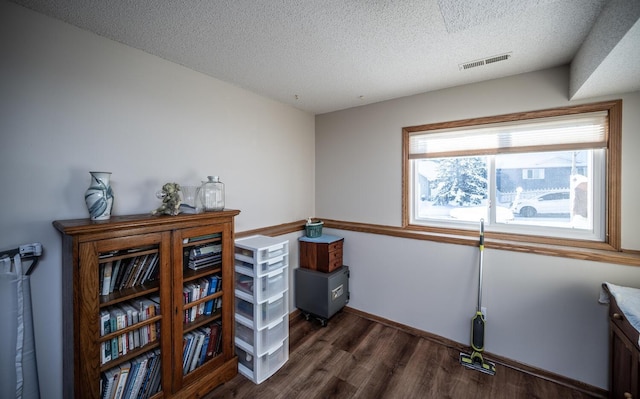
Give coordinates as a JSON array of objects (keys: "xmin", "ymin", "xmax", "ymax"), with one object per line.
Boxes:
[{"xmin": 512, "ymin": 191, "xmax": 570, "ymax": 217}]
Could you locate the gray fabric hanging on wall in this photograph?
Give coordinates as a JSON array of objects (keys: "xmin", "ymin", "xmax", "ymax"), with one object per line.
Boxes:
[{"xmin": 0, "ymin": 255, "xmax": 40, "ymax": 399}]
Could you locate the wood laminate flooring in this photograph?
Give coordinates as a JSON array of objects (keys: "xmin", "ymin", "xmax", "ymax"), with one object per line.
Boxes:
[{"xmin": 205, "ymin": 309, "xmax": 603, "ymax": 399}]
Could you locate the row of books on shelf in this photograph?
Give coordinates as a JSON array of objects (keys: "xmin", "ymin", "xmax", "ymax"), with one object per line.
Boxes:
[
  {"xmin": 183, "ymin": 275, "xmax": 222, "ymax": 324},
  {"xmin": 182, "ymin": 321, "xmax": 222, "ymax": 375},
  {"xmin": 186, "ymin": 242, "xmax": 222, "ymax": 271},
  {"xmin": 100, "ymin": 297, "xmax": 160, "ymax": 365},
  {"xmin": 100, "ymin": 349, "xmax": 161, "ymax": 399},
  {"xmin": 100, "ymin": 253, "xmax": 160, "ymax": 296}
]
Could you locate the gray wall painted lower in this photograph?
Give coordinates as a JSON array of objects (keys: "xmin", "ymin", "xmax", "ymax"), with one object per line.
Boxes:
[{"xmin": 315, "ymin": 70, "xmax": 640, "ymax": 389}]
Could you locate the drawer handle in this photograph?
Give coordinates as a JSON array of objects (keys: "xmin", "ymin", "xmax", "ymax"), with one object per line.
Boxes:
[
  {"xmin": 613, "ymin": 313, "xmax": 624, "ymax": 321},
  {"xmin": 624, "ymin": 392, "xmax": 632, "ymax": 399}
]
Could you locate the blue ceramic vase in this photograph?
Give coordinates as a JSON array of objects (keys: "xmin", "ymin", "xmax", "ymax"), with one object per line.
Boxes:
[{"xmin": 85, "ymin": 171, "xmax": 114, "ymax": 220}]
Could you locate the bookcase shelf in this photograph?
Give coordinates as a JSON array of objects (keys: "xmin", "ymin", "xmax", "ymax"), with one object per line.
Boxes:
[{"xmin": 54, "ymin": 210, "xmax": 240, "ymax": 399}]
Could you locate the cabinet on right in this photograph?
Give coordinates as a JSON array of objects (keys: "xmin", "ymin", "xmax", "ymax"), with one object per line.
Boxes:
[{"xmin": 603, "ymin": 284, "xmax": 640, "ymax": 399}]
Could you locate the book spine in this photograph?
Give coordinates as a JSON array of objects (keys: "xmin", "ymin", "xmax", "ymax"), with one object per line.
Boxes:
[
  {"xmin": 199, "ymin": 329, "xmax": 211, "ymax": 366},
  {"xmin": 101, "ymin": 262, "xmax": 113, "ymax": 296},
  {"xmin": 109, "ymin": 259, "xmax": 121, "ymax": 293},
  {"xmin": 189, "ymin": 332, "xmax": 205, "ymax": 373},
  {"xmin": 113, "ymin": 362, "xmax": 130, "ymax": 399},
  {"xmin": 130, "ymin": 357, "xmax": 148, "ymax": 399}
]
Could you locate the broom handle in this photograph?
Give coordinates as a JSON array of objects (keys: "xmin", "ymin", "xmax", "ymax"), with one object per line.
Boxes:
[{"xmin": 477, "ymin": 219, "xmax": 485, "ymax": 312}]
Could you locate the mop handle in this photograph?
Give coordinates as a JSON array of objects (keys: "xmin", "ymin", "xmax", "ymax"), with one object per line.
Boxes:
[{"xmin": 477, "ymin": 219, "xmax": 484, "ymax": 312}]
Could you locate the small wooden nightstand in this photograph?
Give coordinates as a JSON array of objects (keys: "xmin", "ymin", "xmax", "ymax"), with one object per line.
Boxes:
[{"xmin": 298, "ymin": 234, "xmax": 343, "ymax": 273}]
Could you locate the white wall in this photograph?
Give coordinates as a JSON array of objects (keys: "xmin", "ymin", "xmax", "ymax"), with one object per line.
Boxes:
[
  {"xmin": 0, "ymin": 3, "xmax": 314, "ymax": 398},
  {"xmin": 316, "ymin": 68, "xmax": 640, "ymax": 389}
]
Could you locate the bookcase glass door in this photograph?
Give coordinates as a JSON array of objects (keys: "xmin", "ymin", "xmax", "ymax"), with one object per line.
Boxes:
[
  {"xmin": 171, "ymin": 222, "xmax": 234, "ymax": 391},
  {"xmin": 79, "ymin": 232, "xmax": 171, "ymax": 399}
]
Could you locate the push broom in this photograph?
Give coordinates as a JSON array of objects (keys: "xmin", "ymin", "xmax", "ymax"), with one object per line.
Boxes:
[{"xmin": 460, "ymin": 219, "xmax": 496, "ymax": 375}]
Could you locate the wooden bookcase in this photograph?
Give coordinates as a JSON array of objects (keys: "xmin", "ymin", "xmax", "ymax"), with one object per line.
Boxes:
[{"xmin": 54, "ymin": 210, "xmax": 240, "ymax": 399}]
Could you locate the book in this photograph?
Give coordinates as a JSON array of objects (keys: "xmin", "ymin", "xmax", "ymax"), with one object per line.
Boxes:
[
  {"xmin": 100, "ymin": 310, "xmax": 111, "ymax": 336},
  {"xmin": 101, "ymin": 367, "xmax": 118, "ymax": 399},
  {"xmin": 112, "ymin": 361, "xmax": 131, "ymax": 399},
  {"xmin": 198, "ymin": 278, "xmax": 209, "ymax": 316},
  {"xmin": 182, "ymin": 333, "xmax": 195, "ymax": 374},
  {"xmin": 182, "ymin": 286, "xmax": 191, "ymax": 324},
  {"xmin": 101, "ymin": 341, "xmax": 112, "ymax": 365},
  {"xmin": 101, "ymin": 262, "xmax": 113, "ymax": 296},
  {"xmin": 101, "ymin": 311, "xmax": 112, "ymax": 364},
  {"xmin": 190, "ymin": 283, "xmax": 201, "ymax": 322},
  {"xmin": 146, "ymin": 349, "xmax": 162, "ymax": 397},
  {"xmin": 204, "ymin": 276, "xmax": 220, "ymax": 315},
  {"xmin": 146, "ymin": 253, "xmax": 161, "ymax": 283},
  {"xmin": 120, "ymin": 302, "xmax": 140, "ymax": 350},
  {"xmin": 135, "ymin": 255, "xmax": 150, "ymax": 286},
  {"xmin": 144, "ymin": 296, "xmax": 159, "ymax": 343},
  {"xmin": 137, "ymin": 298, "xmax": 158, "ymax": 346},
  {"xmin": 127, "ymin": 255, "xmax": 145, "ymax": 288},
  {"xmin": 139, "ymin": 253, "xmax": 158, "ymax": 285},
  {"xmin": 129, "ymin": 355, "xmax": 148, "ymax": 399},
  {"xmin": 120, "ymin": 305, "xmax": 135, "ymax": 352},
  {"xmin": 118, "ymin": 256, "xmax": 138, "ymax": 290},
  {"xmin": 198, "ymin": 327, "xmax": 211, "ymax": 366},
  {"xmin": 136, "ymin": 352, "xmax": 155, "ymax": 399},
  {"xmin": 205, "ymin": 323, "xmax": 220, "ymax": 361},
  {"xmin": 113, "ymin": 257, "xmax": 131, "ymax": 291},
  {"xmin": 189, "ymin": 330, "xmax": 206, "ymax": 373},
  {"xmin": 189, "ymin": 243, "xmax": 222, "ymax": 258},
  {"xmin": 110, "ymin": 308, "xmax": 126, "ymax": 356},
  {"xmin": 187, "ymin": 243, "xmax": 222, "ymax": 270},
  {"xmin": 121, "ymin": 359, "xmax": 140, "ymax": 399},
  {"xmin": 123, "ymin": 256, "xmax": 144, "ymax": 289},
  {"xmin": 214, "ymin": 321, "xmax": 223, "ymax": 355},
  {"xmin": 184, "ymin": 233, "xmax": 221, "ymax": 243},
  {"xmin": 111, "ymin": 335, "xmax": 119, "ymax": 362},
  {"xmin": 109, "ymin": 259, "xmax": 122, "ymax": 293}
]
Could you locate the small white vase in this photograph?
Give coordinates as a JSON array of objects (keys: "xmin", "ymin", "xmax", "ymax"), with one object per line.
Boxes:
[{"xmin": 85, "ymin": 171, "xmax": 114, "ymax": 220}]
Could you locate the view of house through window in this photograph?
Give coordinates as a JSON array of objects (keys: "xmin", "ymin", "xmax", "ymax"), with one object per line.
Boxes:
[
  {"xmin": 403, "ymin": 101, "xmax": 620, "ymax": 246},
  {"xmin": 415, "ymin": 150, "xmax": 600, "ymax": 234}
]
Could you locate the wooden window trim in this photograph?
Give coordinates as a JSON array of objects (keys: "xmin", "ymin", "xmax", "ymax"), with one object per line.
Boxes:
[{"xmin": 402, "ymin": 100, "xmax": 622, "ymax": 253}]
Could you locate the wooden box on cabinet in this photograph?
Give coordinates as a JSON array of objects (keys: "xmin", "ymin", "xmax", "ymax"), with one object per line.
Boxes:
[
  {"xmin": 298, "ymin": 235, "xmax": 343, "ymax": 273},
  {"xmin": 603, "ymin": 284, "xmax": 640, "ymax": 399},
  {"xmin": 54, "ymin": 210, "xmax": 240, "ymax": 399}
]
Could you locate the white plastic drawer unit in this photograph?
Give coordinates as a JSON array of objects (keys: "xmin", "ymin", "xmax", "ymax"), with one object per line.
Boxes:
[
  {"xmin": 235, "ymin": 314, "xmax": 288, "ymax": 356},
  {"xmin": 235, "ymin": 291, "xmax": 288, "ymax": 330},
  {"xmin": 235, "ymin": 254, "xmax": 288, "ymax": 278},
  {"xmin": 235, "ymin": 265, "xmax": 288, "ymax": 303},
  {"xmin": 235, "ymin": 235, "xmax": 289, "ymax": 265},
  {"xmin": 236, "ymin": 338, "xmax": 289, "ymax": 384}
]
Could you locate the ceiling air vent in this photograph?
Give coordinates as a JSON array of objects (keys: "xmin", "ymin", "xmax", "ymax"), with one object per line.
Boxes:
[{"xmin": 459, "ymin": 52, "xmax": 512, "ymax": 71}]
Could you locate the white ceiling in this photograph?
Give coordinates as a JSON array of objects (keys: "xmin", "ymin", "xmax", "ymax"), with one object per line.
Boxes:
[{"xmin": 9, "ymin": 0, "xmax": 640, "ymax": 115}]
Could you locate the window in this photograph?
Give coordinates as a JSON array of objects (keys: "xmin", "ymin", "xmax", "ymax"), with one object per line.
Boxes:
[
  {"xmin": 522, "ymin": 169, "xmax": 544, "ymax": 180},
  {"xmin": 402, "ymin": 100, "xmax": 621, "ymax": 250}
]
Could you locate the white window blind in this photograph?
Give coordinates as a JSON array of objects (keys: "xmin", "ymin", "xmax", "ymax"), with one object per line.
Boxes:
[{"xmin": 409, "ymin": 111, "xmax": 608, "ymax": 159}]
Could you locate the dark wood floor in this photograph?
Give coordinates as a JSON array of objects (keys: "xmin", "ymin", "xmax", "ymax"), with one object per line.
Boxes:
[{"xmin": 205, "ymin": 309, "xmax": 604, "ymax": 399}]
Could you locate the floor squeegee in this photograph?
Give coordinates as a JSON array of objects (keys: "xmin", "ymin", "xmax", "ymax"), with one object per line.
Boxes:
[{"xmin": 460, "ymin": 219, "xmax": 496, "ymax": 375}]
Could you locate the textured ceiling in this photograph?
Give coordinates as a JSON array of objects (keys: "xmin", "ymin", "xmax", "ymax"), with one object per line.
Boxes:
[{"xmin": 8, "ymin": 0, "xmax": 640, "ymax": 114}]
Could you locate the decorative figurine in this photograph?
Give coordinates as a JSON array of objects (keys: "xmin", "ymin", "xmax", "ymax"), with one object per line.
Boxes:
[{"xmin": 151, "ymin": 182, "xmax": 182, "ymax": 216}]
